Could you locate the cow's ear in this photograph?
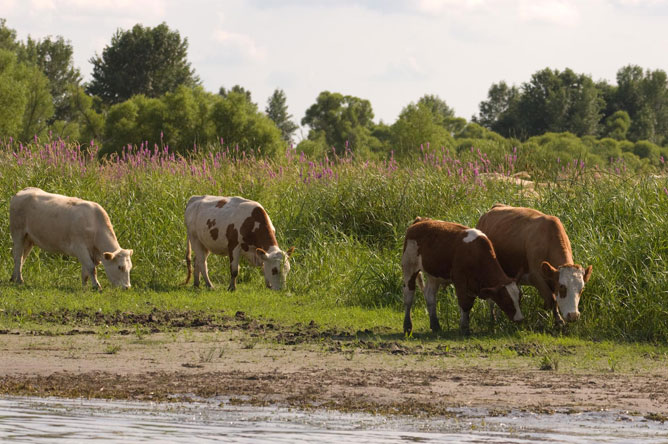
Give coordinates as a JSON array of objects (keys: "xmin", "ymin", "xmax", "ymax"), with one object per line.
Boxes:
[
  {"xmin": 583, "ymin": 265, "xmax": 593, "ymax": 283},
  {"xmin": 540, "ymin": 261, "xmax": 558, "ymax": 281},
  {"xmin": 103, "ymin": 252, "xmax": 116, "ymax": 261},
  {"xmin": 286, "ymin": 246, "xmax": 295, "ymax": 257},
  {"xmin": 126, "ymin": 249, "xmax": 134, "ymax": 257},
  {"xmin": 256, "ymin": 248, "xmax": 269, "ymax": 260}
]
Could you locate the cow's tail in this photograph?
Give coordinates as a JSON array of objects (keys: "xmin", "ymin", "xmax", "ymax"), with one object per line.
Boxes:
[
  {"xmin": 416, "ymin": 271, "xmax": 424, "ymax": 291},
  {"xmin": 184, "ymin": 233, "xmax": 192, "ymax": 285}
]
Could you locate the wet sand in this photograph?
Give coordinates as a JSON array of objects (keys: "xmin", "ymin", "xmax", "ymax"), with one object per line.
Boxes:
[{"xmin": 1, "ymin": 324, "xmax": 667, "ymax": 418}]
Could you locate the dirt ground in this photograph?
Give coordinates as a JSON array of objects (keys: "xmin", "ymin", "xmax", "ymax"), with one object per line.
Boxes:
[{"xmin": 2, "ymin": 322, "xmax": 667, "ymax": 419}]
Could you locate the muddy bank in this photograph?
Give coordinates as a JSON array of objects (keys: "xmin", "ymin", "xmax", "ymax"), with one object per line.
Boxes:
[{"xmin": 1, "ymin": 326, "xmax": 667, "ymax": 419}]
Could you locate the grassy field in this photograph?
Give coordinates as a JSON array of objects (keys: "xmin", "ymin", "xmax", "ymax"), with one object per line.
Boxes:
[{"xmin": 0, "ymin": 139, "xmax": 667, "ymax": 344}]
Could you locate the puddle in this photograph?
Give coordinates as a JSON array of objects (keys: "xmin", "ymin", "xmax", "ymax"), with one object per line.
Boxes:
[{"xmin": 0, "ymin": 396, "xmax": 666, "ymax": 443}]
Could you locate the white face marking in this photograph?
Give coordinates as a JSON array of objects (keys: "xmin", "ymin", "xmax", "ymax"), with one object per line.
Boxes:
[
  {"xmin": 102, "ymin": 249, "xmax": 133, "ymax": 289},
  {"xmin": 463, "ymin": 228, "xmax": 485, "ymax": 243},
  {"xmin": 253, "ymin": 221, "xmax": 261, "ymax": 231},
  {"xmin": 262, "ymin": 249, "xmax": 291, "ymax": 290},
  {"xmin": 557, "ymin": 267, "xmax": 586, "ymax": 320},
  {"xmin": 505, "ymin": 282, "xmax": 524, "ymax": 321}
]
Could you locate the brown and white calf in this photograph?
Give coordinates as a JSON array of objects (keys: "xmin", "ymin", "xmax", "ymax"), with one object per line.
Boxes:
[
  {"xmin": 184, "ymin": 196, "xmax": 294, "ymax": 291},
  {"xmin": 476, "ymin": 204, "xmax": 593, "ymax": 325},
  {"xmin": 402, "ymin": 217, "xmax": 523, "ymax": 334},
  {"xmin": 9, "ymin": 187, "xmax": 133, "ymax": 289}
]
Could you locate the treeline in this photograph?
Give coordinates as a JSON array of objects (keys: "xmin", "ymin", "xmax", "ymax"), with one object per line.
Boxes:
[{"xmin": 1, "ymin": 19, "xmax": 668, "ymax": 168}]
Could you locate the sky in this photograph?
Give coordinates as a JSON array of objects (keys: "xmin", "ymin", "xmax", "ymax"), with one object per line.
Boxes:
[{"xmin": 2, "ymin": 0, "xmax": 668, "ymax": 137}]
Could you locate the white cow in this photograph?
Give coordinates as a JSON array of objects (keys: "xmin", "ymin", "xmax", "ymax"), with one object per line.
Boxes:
[
  {"xmin": 9, "ymin": 187, "xmax": 133, "ymax": 289},
  {"xmin": 184, "ymin": 195, "xmax": 294, "ymax": 291}
]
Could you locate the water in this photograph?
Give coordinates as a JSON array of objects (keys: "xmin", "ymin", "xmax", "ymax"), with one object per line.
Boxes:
[{"xmin": 0, "ymin": 396, "xmax": 666, "ymax": 443}]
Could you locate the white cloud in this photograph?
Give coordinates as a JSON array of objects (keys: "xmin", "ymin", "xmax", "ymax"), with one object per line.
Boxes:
[
  {"xmin": 373, "ymin": 56, "xmax": 427, "ymax": 82},
  {"xmin": 518, "ymin": 0, "xmax": 580, "ymax": 26},
  {"xmin": 417, "ymin": 0, "xmax": 487, "ymax": 14},
  {"xmin": 211, "ymin": 29, "xmax": 266, "ymax": 62},
  {"xmin": 27, "ymin": 0, "xmax": 166, "ymax": 17}
]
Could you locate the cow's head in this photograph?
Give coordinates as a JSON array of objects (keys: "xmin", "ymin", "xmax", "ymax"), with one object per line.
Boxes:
[
  {"xmin": 102, "ymin": 249, "xmax": 134, "ymax": 289},
  {"xmin": 256, "ymin": 246, "xmax": 294, "ymax": 290},
  {"xmin": 541, "ymin": 261, "xmax": 593, "ymax": 322},
  {"xmin": 480, "ymin": 281, "xmax": 524, "ymax": 322}
]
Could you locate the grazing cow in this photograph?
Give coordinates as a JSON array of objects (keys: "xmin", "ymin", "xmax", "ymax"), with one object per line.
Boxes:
[
  {"xmin": 402, "ymin": 217, "xmax": 523, "ymax": 334},
  {"xmin": 476, "ymin": 204, "xmax": 593, "ymax": 325},
  {"xmin": 9, "ymin": 187, "xmax": 133, "ymax": 289},
  {"xmin": 184, "ymin": 196, "xmax": 294, "ymax": 291}
]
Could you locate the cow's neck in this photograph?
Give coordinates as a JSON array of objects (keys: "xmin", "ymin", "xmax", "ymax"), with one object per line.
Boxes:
[
  {"xmin": 95, "ymin": 230, "xmax": 120, "ymax": 255},
  {"xmin": 547, "ymin": 236, "xmax": 573, "ymax": 267}
]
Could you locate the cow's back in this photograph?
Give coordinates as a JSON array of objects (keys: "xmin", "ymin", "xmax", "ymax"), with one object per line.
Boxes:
[
  {"xmin": 404, "ymin": 219, "xmax": 474, "ymax": 280},
  {"xmin": 10, "ymin": 187, "xmax": 112, "ymax": 255},
  {"xmin": 477, "ymin": 205, "xmax": 572, "ymax": 275},
  {"xmin": 186, "ymin": 196, "xmax": 277, "ymax": 256}
]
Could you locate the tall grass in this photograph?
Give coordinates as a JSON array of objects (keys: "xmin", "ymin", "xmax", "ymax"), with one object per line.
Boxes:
[{"xmin": 0, "ymin": 138, "xmax": 666, "ymax": 341}]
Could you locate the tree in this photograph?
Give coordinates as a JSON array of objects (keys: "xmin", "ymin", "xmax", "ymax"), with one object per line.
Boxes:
[
  {"xmin": 210, "ymin": 90, "xmax": 284, "ymax": 157},
  {"xmin": 603, "ymin": 110, "xmax": 631, "ymax": 140},
  {"xmin": 0, "ymin": 19, "xmax": 19, "ymax": 53},
  {"xmin": 265, "ymin": 89, "xmax": 298, "ymax": 144},
  {"xmin": 219, "ymin": 85, "xmax": 252, "ymax": 103},
  {"xmin": 18, "ymin": 35, "xmax": 82, "ymax": 122},
  {"xmin": 301, "ymin": 91, "xmax": 379, "ymax": 154},
  {"xmin": 0, "ymin": 49, "xmax": 27, "ymax": 138},
  {"xmin": 610, "ymin": 66, "xmax": 668, "ymax": 144},
  {"xmin": 390, "ymin": 101, "xmax": 453, "ymax": 157},
  {"xmin": 476, "ymin": 69, "xmax": 603, "ymax": 139},
  {"xmin": 87, "ymin": 23, "xmax": 199, "ymax": 105},
  {"xmin": 474, "ymin": 81, "xmax": 521, "ymax": 136}
]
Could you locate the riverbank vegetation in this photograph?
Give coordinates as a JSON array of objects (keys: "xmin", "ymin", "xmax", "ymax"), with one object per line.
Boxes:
[{"xmin": 0, "ymin": 139, "xmax": 666, "ymax": 343}]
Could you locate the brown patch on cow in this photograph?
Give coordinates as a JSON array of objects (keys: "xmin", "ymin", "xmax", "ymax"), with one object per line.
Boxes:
[
  {"xmin": 272, "ymin": 267, "xmax": 279, "ymax": 276},
  {"xmin": 240, "ymin": 206, "xmax": 277, "ymax": 251},
  {"xmin": 241, "ymin": 243, "xmax": 249, "ymax": 252},
  {"xmin": 210, "ymin": 228, "xmax": 219, "ymax": 241},
  {"xmin": 206, "ymin": 219, "xmax": 216, "ymax": 229},
  {"xmin": 216, "ymin": 199, "xmax": 228, "ymax": 208},
  {"xmin": 226, "ymin": 224, "xmax": 238, "ymax": 256}
]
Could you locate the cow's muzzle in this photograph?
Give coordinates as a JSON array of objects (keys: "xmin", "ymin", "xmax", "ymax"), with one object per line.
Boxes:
[{"xmin": 565, "ymin": 311, "xmax": 580, "ymax": 322}]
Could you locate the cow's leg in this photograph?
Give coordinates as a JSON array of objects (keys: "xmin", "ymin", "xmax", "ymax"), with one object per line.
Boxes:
[
  {"xmin": 10, "ymin": 233, "xmax": 30, "ymax": 284},
  {"xmin": 402, "ymin": 270, "xmax": 419, "ymax": 335},
  {"xmin": 227, "ymin": 245, "xmax": 241, "ymax": 292},
  {"xmin": 78, "ymin": 256, "xmax": 100, "ymax": 290},
  {"xmin": 191, "ymin": 240, "xmax": 212, "ymax": 289},
  {"xmin": 454, "ymin": 281, "xmax": 475, "ymax": 334},
  {"xmin": 423, "ymin": 276, "xmax": 441, "ymax": 333},
  {"xmin": 530, "ymin": 274, "xmax": 564, "ymax": 326}
]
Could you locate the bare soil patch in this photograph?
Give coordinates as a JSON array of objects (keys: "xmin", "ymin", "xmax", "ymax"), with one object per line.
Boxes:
[{"xmin": 2, "ymin": 319, "xmax": 667, "ymax": 418}]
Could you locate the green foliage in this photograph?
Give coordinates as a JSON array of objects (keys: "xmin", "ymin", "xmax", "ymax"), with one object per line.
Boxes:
[
  {"xmin": 0, "ymin": 141, "xmax": 667, "ymax": 342},
  {"xmin": 390, "ymin": 101, "xmax": 453, "ymax": 157},
  {"xmin": 301, "ymin": 91, "xmax": 379, "ymax": 155},
  {"xmin": 17, "ymin": 35, "xmax": 82, "ymax": 121},
  {"xmin": 87, "ymin": 22, "xmax": 199, "ymax": 105},
  {"xmin": 0, "ymin": 50, "xmax": 27, "ymax": 138},
  {"xmin": 210, "ymin": 90, "xmax": 284, "ymax": 157},
  {"xmin": 265, "ymin": 88, "xmax": 298, "ymax": 144},
  {"xmin": 633, "ymin": 140, "xmax": 662, "ymax": 165},
  {"xmin": 604, "ymin": 110, "xmax": 631, "ymax": 140}
]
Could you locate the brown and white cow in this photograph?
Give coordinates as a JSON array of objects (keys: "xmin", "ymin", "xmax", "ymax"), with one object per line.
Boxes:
[
  {"xmin": 9, "ymin": 187, "xmax": 133, "ymax": 289},
  {"xmin": 184, "ymin": 196, "xmax": 294, "ymax": 291},
  {"xmin": 476, "ymin": 204, "xmax": 593, "ymax": 325},
  {"xmin": 402, "ymin": 217, "xmax": 523, "ymax": 334}
]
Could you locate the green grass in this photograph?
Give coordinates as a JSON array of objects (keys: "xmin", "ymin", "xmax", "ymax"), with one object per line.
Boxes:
[{"xmin": 0, "ymin": 142, "xmax": 667, "ymax": 343}]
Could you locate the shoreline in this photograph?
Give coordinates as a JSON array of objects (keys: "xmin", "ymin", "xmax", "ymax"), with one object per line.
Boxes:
[{"xmin": 1, "ymin": 328, "xmax": 667, "ymax": 419}]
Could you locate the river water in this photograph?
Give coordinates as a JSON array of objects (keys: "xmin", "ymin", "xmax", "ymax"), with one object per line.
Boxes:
[{"xmin": 0, "ymin": 396, "xmax": 666, "ymax": 443}]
